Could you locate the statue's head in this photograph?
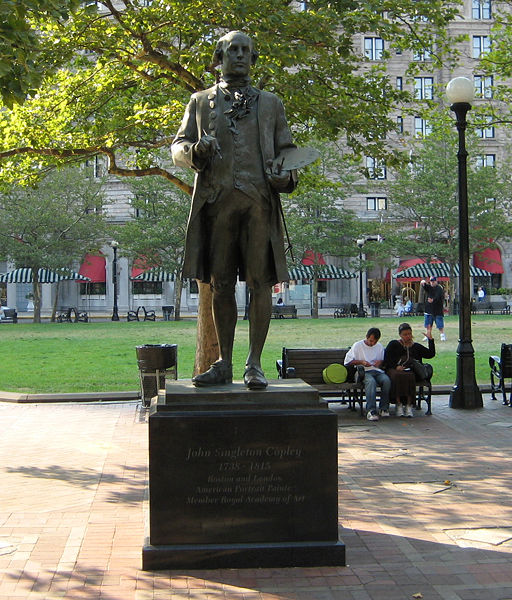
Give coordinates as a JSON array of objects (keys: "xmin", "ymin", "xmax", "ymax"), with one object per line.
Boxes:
[{"xmin": 212, "ymin": 31, "xmax": 258, "ymax": 78}]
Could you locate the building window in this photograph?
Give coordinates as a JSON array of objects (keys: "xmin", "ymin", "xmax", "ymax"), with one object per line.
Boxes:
[
  {"xmin": 80, "ymin": 282, "xmax": 106, "ymax": 295},
  {"xmin": 189, "ymin": 279, "xmax": 199, "ymax": 294},
  {"xmin": 367, "ymin": 197, "xmax": 388, "ymax": 211},
  {"xmin": 396, "ymin": 76, "xmax": 403, "ymax": 90},
  {"xmin": 472, "ymin": 0, "xmax": 492, "ymax": 19},
  {"xmin": 86, "ymin": 155, "xmax": 104, "ymax": 178},
  {"xmin": 473, "ymin": 36, "xmax": 491, "ymax": 58},
  {"xmin": 413, "ymin": 48, "xmax": 431, "ymax": 61},
  {"xmin": 476, "ymin": 116, "xmax": 495, "ymax": 139},
  {"xmin": 365, "ymin": 157, "xmax": 387, "ymax": 180},
  {"xmin": 132, "ymin": 281, "xmax": 163, "ymax": 295},
  {"xmin": 396, "ymin": 116, "xmax": 404, "ymax": 133},
  {"xmin": 364, "ymin": 37, "xmax": 384, "ymax": 60},
  {"xmin": 474, "ymin": 75, "xmax": 493, "ymax": 98},
  {"xmin": 476, "ymin": 154, "xmax": 496, "ymax": 168},
  {"xmin": 414, "ymin": 117, "xmax": 432, "ymax": 137},
  {"xmin": 414, "ymin": 77, "xmax": 434, "ymax": 100}
]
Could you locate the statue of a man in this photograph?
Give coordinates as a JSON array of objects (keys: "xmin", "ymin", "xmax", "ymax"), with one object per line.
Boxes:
[{"xmin": 172, "ymin": 31, "xmax": 297, "ymax": 389}]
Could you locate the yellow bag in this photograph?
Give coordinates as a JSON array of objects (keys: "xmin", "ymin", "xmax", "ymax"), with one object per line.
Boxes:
[{"xmin": 322, "ymin": 363, "xmax": 348, "ymax": 384}]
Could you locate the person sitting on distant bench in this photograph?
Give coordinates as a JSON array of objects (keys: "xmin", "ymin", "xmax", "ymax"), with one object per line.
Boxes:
[{"xmin": 394, "ymin": 297, "xmax": 405, "ymax": 317}]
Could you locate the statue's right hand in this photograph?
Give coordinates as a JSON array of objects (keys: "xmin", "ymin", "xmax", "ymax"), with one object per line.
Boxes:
[{"xmin": 194, "ymin": 135, "xmax": 219, "ymax": 159}]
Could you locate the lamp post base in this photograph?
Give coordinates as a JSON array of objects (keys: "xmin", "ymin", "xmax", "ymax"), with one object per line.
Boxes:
[{"xmin": 449, "ymin": 346, "xmax": 483, "ymax": 409}]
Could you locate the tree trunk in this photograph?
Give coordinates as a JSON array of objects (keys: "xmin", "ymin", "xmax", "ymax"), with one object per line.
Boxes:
[
  {"xmin": 51, "ymin": 280, "xmax": 61, "ymax": 322},
  {"xmin": 173, "ymin": 273, "xmax": 183, "ymax": 321},
  {"xmin": 311, "ymin": 277, "xmax": 319, "ymax": 318},
  {"xmin": 193, "ymin": 282, "xmax": 218, "ymax": 376},
  {"xmin": 32, "ymin": 277, "xmax": 42, "ymax": 323}
]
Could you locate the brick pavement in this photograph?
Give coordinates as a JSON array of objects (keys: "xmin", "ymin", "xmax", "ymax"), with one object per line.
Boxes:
[{"xmin": 0, "ymin": 395, "xmax": 511, "ymax": 600}]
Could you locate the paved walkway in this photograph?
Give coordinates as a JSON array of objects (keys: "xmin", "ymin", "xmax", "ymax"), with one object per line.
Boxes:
[{"xmin": 0, "ymin": 395, "xmax": 511, "ymax": 600}]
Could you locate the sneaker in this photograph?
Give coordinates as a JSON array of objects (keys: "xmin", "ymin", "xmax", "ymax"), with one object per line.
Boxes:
[
  {"xmin": 422, "ymin": 336, "xmax": 428, "ymax": 341},
  {"xmin": 396, "ymin": 404, "xmax": 404, "ymax": 417},
  {"xmin": 367, "ymin": 410, "xmax": 379, "ymax": 421},
  {"xmin": 379, "ymin": 409, "xmax": 390, "ymax": 418},
  {"xmin": 440, "ymin": 333, "xmax": 446, "ymax": 341},
  {"xmin": 405, "ymin": 405, "xmax": 414, "ymax": 418}
]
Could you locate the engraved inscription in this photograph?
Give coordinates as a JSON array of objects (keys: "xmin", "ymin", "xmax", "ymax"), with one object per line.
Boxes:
[{"xmin": 184, "ymin": 444, "xmax": 305, "ymax": 507}]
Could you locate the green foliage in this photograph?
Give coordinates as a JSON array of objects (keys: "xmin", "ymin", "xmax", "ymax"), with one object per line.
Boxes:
[
  {"xmin": 114, "ymin": 175, "xmax": 188, "ymax": 275},
  {"xmin": 0, "ymin": 0, "xmax": 461, "ymax": 186},
  {"xmin": 386, "ymin": 121, "xmax": 512, "ymax": 263},
  {"xmin": 0, "ymin": 166, "xmax": 109, "ymax": 319},
  {"xmin": 284, "ymin": 144, "xmax": 360, "ymax": 265},
  {"xmin": 0, "ymin": 0, "xmax": 80, "ymax": 107}
]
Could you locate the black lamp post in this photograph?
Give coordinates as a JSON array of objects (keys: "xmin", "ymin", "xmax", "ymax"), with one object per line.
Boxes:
[
  {"xmin": 356, "ymin": 238, "xmax": 366, "ymax": 317},
  {"xmin": 110, "ymin": 240, "xmax": 120, "ymax": 322},
  {"xmin": 446, "ymin": 77, "xmax": 483, "ymax": 409}
]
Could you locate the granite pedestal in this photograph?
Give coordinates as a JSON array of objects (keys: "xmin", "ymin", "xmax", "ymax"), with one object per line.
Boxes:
[{"xmin": 142, "ymin": 379, "xmax": 345, "ymax": 570}]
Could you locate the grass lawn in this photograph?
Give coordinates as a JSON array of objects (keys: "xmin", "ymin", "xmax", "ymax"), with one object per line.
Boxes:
[{"xmin": 1, "ymin": 314, "xmax": 510, "ymax": 393}]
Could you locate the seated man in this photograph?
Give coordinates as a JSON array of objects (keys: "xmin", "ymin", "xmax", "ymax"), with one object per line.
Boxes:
[{"xmin": 344, "ymin": 327, "xmax": 391, "ymax": 421}]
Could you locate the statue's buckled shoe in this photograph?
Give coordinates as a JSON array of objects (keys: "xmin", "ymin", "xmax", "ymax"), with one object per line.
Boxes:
[
  {"xmin": 192, "ymin": 361, "xmax": 232, "ymax": 387},
  {"xmin": 244, "ymin": 365, "xmax": 268, "ymax": 390}
]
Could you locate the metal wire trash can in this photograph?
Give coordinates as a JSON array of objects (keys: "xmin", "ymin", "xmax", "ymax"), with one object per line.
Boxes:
[
  {"xmin": 136, "ymin": 344, "xmax": 177, "ymax": 407},
  {"xmin": 162, "ymin": 305, "xmax": 174, "ymax": 321}
]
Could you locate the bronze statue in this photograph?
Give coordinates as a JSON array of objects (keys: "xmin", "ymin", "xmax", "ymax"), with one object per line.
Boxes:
[{"xmin": 172, "ymin": 31, "xmax": 297, "ymax": 389}]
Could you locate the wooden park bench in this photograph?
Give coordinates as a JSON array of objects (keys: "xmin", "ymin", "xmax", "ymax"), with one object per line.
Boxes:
[
  {"xmin": 272, "ymin": 305, "xmax": 297, "ymax": 319},
  {"xmin": 489, "ymin": 343, "xmax": 512, "ymax": 405},
  {"xmin": 472, "ymin": 300, "xmax": 510, "ymax": 314},
  {"xmin": 57, "ymin": 307, "xmax": 88, "ymax": 323},
  {"xmin": 127, "ymin": 305, "xmax": 156, "ymax": 322},
  {"xmin": 276, "ymin": 347, "xmax": 364, "ymax": 414},
  {"xmin": 276, "ymin": 346, "xmax": 434, "ymax": 416},
  {"xmin": 0, "ymin": 308, "xmax": 18, "ymax": 323},
  {"xmin": 333, "ymin": 303, "xmax": 359, "ymax": 318}
]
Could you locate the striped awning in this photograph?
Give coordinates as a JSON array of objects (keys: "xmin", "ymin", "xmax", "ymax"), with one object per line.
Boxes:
[
  {"xmin": 0, "ymin": 268, "xmax": 90, "ymax": 283},
  {"xmin": 397, "ymin": 263, "xmax": 492, "ymax": 279},
  {"xmin": 131, "ymin": 268, "xmax": 175, "ymax": 282},
  {"xmin": 288, "ymin": 265, "xmax": 356, "ymax": 280}
]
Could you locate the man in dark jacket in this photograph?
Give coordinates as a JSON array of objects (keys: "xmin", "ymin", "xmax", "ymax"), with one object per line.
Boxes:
[
  {"xmin": 421, "ymin": 276, "xmax": 446, "ymax": 341},
  {"xmin": 172, "ymin": 31, "xmax": 297, "ymax": 389}
]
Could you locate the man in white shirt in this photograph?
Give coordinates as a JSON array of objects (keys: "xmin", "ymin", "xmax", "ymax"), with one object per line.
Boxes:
[{"xmin": 344, "ymin": 327, "xmax": 391, "ymax": 421}]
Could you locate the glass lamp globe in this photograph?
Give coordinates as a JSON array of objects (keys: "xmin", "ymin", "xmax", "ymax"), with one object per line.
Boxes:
[{"xmin": 446, "ymin": 77, "xmax": 474, "ymax": 104}]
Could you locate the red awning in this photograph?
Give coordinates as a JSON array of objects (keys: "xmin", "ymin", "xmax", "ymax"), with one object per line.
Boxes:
[
  {"xmin": 473, "ymin": 247, "xmax": 503, "ymax": 274},
  {"xmin": 302, "ymin": 250, "xmax": 326, "ymax": 266},
  {"xmin": 130, "ymin": 257, "xmax": 157, "ymax": 279},
  {"xmin": 78, "ymin": 253, "xmax": 106, "ymax": 282}
]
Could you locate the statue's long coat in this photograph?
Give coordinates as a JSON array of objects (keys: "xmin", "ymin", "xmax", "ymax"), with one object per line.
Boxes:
[{"xmin": 172, "ymin": 83, "xmax": 296, "ymax": 284}]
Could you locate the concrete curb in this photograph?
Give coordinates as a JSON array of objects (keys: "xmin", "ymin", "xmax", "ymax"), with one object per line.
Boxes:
[
  {"xmin": 0, "ymin": 390, "xmax": 140, "ymax": 403},
  {"xmin": 0, "ymin": 383, "xmax": 494, "ymax": 403}
]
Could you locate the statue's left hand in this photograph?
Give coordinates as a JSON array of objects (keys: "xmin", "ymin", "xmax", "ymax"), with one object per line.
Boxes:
[{"xmin": 266, "ymin": 159, "xmax": 291, "ymax": 189}]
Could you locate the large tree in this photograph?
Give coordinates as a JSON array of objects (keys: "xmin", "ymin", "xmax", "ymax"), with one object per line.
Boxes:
[
  {"xmin": 386, "ymin": 124, "xmax": 512, "ymax": 303},
  {"xmin": 0, "ymin": 0, "xmax": 80, "ymax": 107},
  {"xmin": 0, "ymin": 166, "xmax": 108, "ymax": 322},
  {"xmin": 0, "ymin": 0, "xmax": 460, "ymax": 182},
  {"xmin": 113, "ymin": 175, "xmax": 189, "ymax": 320},
  {"xmin": 0, "ymin": 0, "xmax": 460, "ymax": 366},
  {"xmin": 283, "ymin": 145, "xmax": 362, "ymax": 317}
]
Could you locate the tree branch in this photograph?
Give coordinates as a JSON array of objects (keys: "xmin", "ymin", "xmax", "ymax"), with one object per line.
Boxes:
[{"xmin": 0, "ymin": 146, "xmax": 193, "ymax": 196}]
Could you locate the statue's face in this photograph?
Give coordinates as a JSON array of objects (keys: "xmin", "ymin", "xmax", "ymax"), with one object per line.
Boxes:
[{"xmin": 221, "ymin": 33, "xmax": 253, "ymax": 78}]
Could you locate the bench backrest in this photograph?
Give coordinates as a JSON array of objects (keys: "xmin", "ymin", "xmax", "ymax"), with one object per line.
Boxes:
[
  {"xmin": 282, "ymin": 347, "xmax": 352, "ymax": 385},
  {"xmin": 500, "ymin": 344, "xmax": 512, "ymax": 378},
  {"xmin": 493, "ymin": 301, "xmax": 507, "ymax": 308}
]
